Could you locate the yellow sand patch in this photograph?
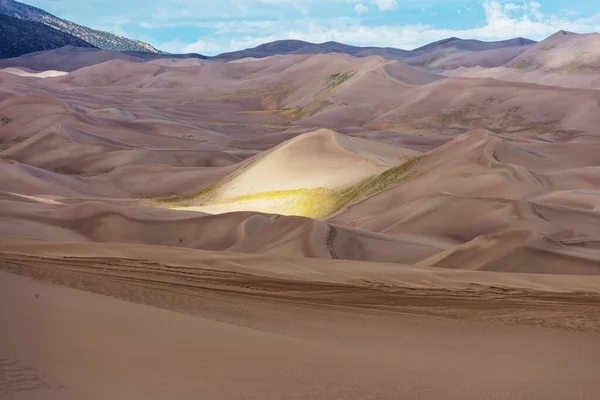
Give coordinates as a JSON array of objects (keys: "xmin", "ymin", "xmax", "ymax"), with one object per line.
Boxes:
[{"xmin": 184, "ymin": 157, "xmax": 422, "ymax": 219}]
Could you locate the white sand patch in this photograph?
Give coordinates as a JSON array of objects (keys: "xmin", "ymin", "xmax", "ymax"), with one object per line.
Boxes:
[{"xmin": 1, "ymin": 67, "xmax": 69, "ymax": 78}]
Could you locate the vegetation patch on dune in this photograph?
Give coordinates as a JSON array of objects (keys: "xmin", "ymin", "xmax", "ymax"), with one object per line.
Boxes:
[
  {"xmin": 560, "ymin": 62, "xmax": 600, "ymax": 75},
  {"xmin": 320, "ymin": 156, "xmax": 422, "ymax": 217},
  {"xmin": 316, "ymin": 72, "xmax": 357, "ymax": 96},
  {"xmin": 375, "ymin": 109, "xmax": 483, "ymax": 134},
  {"xmin": 202, "ymin": 120, "xmax": 292, "ymax": 129},
  {"xmin": 508, "ymin": 60, "xmax": 533, "ymax": 70},
  {"xmin": 222, "ymin": 188, "xmax": 332, "ymax": 218},
  {"xmin": 411, "ymin": 53, "xmax": 443, "ymax": 68},
  {"xmin": 214, "ymin": 84, "xmax": 293, "ymax": 107},
  {"xmin": 225, "ymin": 72, "xmax": 358, "ymax": 123},
  {"xmin": 501, "ymin": 121, "xmax": 580, "ymax": 137},
  {"xmin": 374, "ymin": 99, "xmax": 576, "ymax": 137},
  {"xmin": 49, "ymin": 166, "xmax": 86, "ymax": 175},
  {"xmin": 0, "ymin": 116, "xmax": 11, "ymax": 126},
  {"xmin": 174, "ymin": 156, "xmax": 422, "ymax": 219},
  {"xmin": 0, "ymin": 135, "xmax": 26, "ymax": 151},
  {"xmin": 291, "ymin": 71, "xmax": 358, "ymax": 116}
]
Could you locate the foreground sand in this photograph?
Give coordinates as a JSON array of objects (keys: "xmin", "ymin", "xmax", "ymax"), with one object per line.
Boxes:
[
  {"xmin": 2, "ymin": 241, "xmax": 600, "ymax": 399},
  {"xmin": 2, "ymin": 266, "xmax": 600, "ymax": 400}
]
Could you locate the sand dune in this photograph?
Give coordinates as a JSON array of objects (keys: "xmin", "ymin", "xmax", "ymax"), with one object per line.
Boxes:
[
  {"xmin": 184, "ymin": 129, "xmax": 419, "ymax": 217},
  {"xmin": 0, "ymin": 66, "xmax": 68, "ymax": 78},
  {"xmin": 2, "ymin": 46, "xmax": 600, "ymax": 399},
  {"xmin": 0, "ymin": 197, "xmax": 446, "ymax": 263},
  {"xmin": 507, "ymin": 31, "xmax": 600, "ymax": 73},
  {"xmin": 446, "ymin": 66, "xmax": 600, "ymax": 90},
  {"xmin": 406, "ymin": 45, "xmax": 531, "ymax": 69},
  {"xmin": 2, "ymin": 262, "xmax": 600, "ymax": 400},
  {"xmin": 3, "ymin": 50, "xmax": 600, "ymax": 275}
]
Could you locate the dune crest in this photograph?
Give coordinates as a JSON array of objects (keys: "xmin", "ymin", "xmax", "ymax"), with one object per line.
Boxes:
[{"xmin": 2, "ymin": 50, "xmax": 600, "ymax": 287}]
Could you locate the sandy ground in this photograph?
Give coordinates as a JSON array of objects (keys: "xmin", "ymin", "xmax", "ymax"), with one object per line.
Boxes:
[
  {"xmin": 3, "ymin": 40, "xmax": 600, "ymax": 398},
  {"xmin": 0, "ymin": 67, "xmax": 68, "ymax": 78},
  {"xmin": 2, "ymin": 266, "xmax": 600, "ymax": 400}
]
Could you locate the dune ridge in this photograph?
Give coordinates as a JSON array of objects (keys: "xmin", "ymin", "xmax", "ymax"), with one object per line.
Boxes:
[{"xmin": 2, "ymin": 49, "xmax": 600, "ymax": 291}]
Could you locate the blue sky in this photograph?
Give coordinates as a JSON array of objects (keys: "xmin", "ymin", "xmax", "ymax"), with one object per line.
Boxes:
[{"xmin": 22, "ymin": 0, "xmax": 600, "ymax": 54}]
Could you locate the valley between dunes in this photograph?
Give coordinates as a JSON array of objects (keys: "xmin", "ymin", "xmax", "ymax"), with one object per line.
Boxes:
[{"xmin": 2, "ymin": 37, "xmax": 600, "ymax": 399}]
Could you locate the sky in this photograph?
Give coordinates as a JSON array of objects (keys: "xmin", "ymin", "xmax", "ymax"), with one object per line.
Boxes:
[{"xmin": 22, "ymin": 0, "xmax": 600, "ymax": 55}]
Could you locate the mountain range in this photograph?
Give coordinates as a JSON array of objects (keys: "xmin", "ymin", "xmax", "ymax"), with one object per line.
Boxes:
[
  {"xmin": 4, "ymin": 0, "xmax": 600, "ymax": 80},
  {"xmin": 212, "ymin": 37, "xmax": 538, "ymax": 61},
  {"xmin": 0, "ymin": 0, "xmax": 161, "ymax": 53},
  {"xmin": 0, "ymin": 0, "xmax": 541, "ymax": 61}
]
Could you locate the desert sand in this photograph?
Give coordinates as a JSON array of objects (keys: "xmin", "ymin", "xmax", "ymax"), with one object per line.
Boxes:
[{"xmin": 2, "ymin": 33, "xmax": 600, "ymax": 398}]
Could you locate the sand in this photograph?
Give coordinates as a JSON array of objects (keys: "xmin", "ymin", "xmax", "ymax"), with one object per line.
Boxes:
[
  {"xmin": 0, "ymin": 67, "xmax": 68, "ymax": 78},
  {"xmin": 2, "ymin": 254, "xmax": 600, "ymax": 400},
  {"xmin": 2, "ymin": 41, "xmax": 600, "ymax": 398}
]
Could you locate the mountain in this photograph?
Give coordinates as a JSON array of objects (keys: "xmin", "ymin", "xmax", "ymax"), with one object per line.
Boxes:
[
  {"xmin": 214, "ymin": 39, "xmax": 411, "ymax": 60},
  {"xmin": 412, "ymin": 37, "xmax": 536, "ymax": 53},
  {"xmin": 0, "ymin": 0, "xmax": 161, "ymax": 53},
  {"xmin": 214, "ymin": 37, "xmax": 536, "ymax": 62},
  {"xmin": 0, "ymin": 14, "xmax": 95, "ymax": 59},
  {"xmin": 0, "ymin": 46, "xmax": 207, "ymax": 72}
]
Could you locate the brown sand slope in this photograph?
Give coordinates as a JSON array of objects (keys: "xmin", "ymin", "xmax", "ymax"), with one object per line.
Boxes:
[
  {"xmin": 182, "ymin": 128, "xmax": 420, "ymax": 217},
  {"xmin": 2, "ymin": 51, "xmax": 600, "ymax": 277},
  {"xmin": 507, "ymin": 31, "xmax": 600, "ymax": 73},
  {"xmin": 0, "ymin": 198, "xmax": 445, "ymax": 263},
  {"xmin": 330, "ymin": 129, "xmax": 600, "ymax": 273},
  {"xmin": 0, "ymin": 45, "xmax": 191, "ymax": 72},
  {"xmin": 2, "ymin": 48, "xmax": 600, "ymax": 399},
  {"xmin": 406, "ymin": 45, "xmax": 531, "ymax": 69},
  {"xmin": 446, "ymin": 65, "xmax": 600, "ymax": 90},
  {"xmin": 2, "ymin": 266, "xmax": 600, "ymax": 400}
]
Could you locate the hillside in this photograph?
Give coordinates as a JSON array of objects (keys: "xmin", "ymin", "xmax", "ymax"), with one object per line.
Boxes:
[
  {"xmin": 0, "ymin": 46, "xmax": 207, "ymax": 72},
  {"xmin": 412, "ymin": 37, "xmax": 535, "ymax": 53},
  {"xmin": 0, "ymin": 0, "xmax": 161, "ymax": 53},
  {"xmin": 3, "ymin": 39, "xmax": 600, "ymax": 400},
  {"xmin": 214, "ymin": 37, "xmax": 536, "ymax": 61},
  {"xmin": 0, "ymin": 13, "xmax": 95, "ymax": 59},
  {"xmin": 506, "ymin": 30, "xmax": 600, "ymax": 73},
  {"xmin": 215, "ymin": 39, "xmax": 411, "ymax": 60}
]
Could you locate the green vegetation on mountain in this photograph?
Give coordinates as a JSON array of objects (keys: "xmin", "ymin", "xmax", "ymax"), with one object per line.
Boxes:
[
  {"xmin": 0, "ymin": 13, "xmax": 95, "ymax": 59},
  {"xmin": 0, "ymin": 0, "xmax": 161, "ymax": 53}
]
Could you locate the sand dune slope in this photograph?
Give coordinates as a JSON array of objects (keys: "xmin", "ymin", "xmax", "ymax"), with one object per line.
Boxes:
[
  {"xmin": 2, "ymin": 51, "xmax": 600, "ymax": 279},
  {"xmin": 185, "ymin": 129, "xmax": 420, "ymax": 218},
  {"xmin": 2, "ymin": 262, "xmax": 600, "ymax": 400},
  {"xmin": 330, "ymin": 129, "xmax": 600, "ymax": 272},
  {"xmin": 507, "ymin": 31, "xmax": 600, "ymax": 73},
  {"xmin": 0, "ymin": 197, "xmax": 447, "ymax": 263},
  {"xmin": 3, "ymin": 45, "xmax": 600, "ymax": 400}
]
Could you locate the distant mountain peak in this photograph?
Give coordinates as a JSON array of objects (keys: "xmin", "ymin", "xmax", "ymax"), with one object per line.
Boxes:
[
  {"xmin": 551, "ymin": 30, "xmax": 576, "ymax": 37},
  {"xmin": 413, "ymin": 36, "xmax": 535, "ymax": 53}
]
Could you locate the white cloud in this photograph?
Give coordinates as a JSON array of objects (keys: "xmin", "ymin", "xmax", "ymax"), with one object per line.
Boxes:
[
  {"xmin": 503, "ymin": 3, "xmax": 524, "ymax": 12},
  {"xmin": 182, "ymin": 39, "xmax": 219, "ymax": 53},
  {"xmin": 168, "ymin": 1, "xmax": 600, "ymax": 54},
  {"xmin": 355, "ymin": 4, "xmax": 368, "ymax": 15},
  {"xmin": 372, "ymin": 0, "xmax": 396, "ymax": 11}
]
